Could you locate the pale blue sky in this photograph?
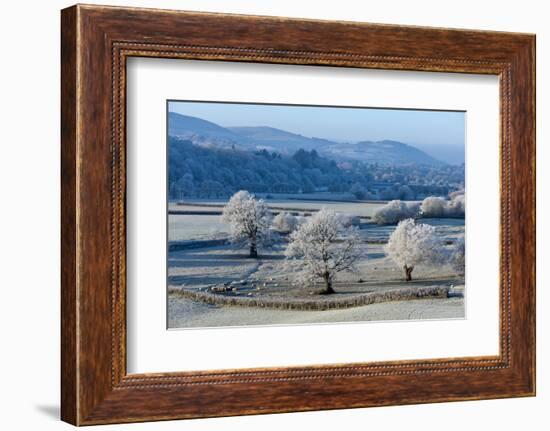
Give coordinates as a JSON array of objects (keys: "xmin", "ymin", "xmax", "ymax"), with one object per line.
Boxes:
[{"xmin": 168, "ymin": 101, "xmax": 465, "ymax": 163}]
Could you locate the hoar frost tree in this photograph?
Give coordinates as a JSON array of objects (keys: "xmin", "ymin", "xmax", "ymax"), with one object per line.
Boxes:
[
  {"xmin": 285, "ymin": 209, "xmax": 364, "ymax": 294},
  {"xmin": 447, "ymin": 192, "xmax": 465, "ymax": 216},
  {"xmin": 385, "ymin": 218, "xmax": 444, "ymax": 281},
  {"xmin": 420, "ymin": 196, "xmax": 448, "ymax": 218},
  {"xmin": 372, "ymin": 200, "xmax": 421, "ymax": 225},
  {"xmin": 221, "ymin": 191, "xmax": 272, "ymax": 258},
  {"xmin": 337, "ymin": 213, "xmax": 361, "ymax": 228},
  {"xmin": 449, "ymin": 237, "xmax": 465, "ymax": 275},
  {"xmin": 421, "ymin": 192, "xmax": 465, "ymax": 218},
  {"xmin": 272, "ymin": 212, "xmax": 298, "ymax": 233}
]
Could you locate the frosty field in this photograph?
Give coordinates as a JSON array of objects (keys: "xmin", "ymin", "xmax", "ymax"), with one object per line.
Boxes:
[
  {"xmin": 168, "ymin": 199, "xmax": 384, "ymax": 242},
  {"xmin": 169, "ymin": 199, "xmax": 385, "ymax": 215},
  {"xmin": 168, "ymin": 199, "xmax": 464, "ymax": 243},
  {"xmin": 167, "ymin": 198, "xmax": 465, "ymax": 329}
]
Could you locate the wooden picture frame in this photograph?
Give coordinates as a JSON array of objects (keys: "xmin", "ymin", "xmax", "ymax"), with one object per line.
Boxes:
[{"xmin": 61, "ymin": 4, "xmax": 535, "ymax": 425}]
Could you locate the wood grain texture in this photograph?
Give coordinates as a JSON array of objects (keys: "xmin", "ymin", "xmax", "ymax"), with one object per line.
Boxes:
[
  {"xmin": 60, "ymin": 5, "xmax": 78, "ymax": 425},
  {"xmin": 60, "ymin": 4, "xmax": 536, "ymax": 425}
]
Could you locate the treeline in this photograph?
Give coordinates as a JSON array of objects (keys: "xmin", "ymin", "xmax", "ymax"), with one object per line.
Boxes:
[
  {"xmin": 168, "ymin": 137, "xmax": 464, "ymax": 200},
  {"xmin": 169, "ymin": 138, "xmax": 358, "ymax": 198}
]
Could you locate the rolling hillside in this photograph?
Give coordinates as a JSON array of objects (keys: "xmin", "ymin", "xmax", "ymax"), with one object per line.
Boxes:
[{"xmin": 168, "ymin": 112, "xmax": 446, "ymax": 166}]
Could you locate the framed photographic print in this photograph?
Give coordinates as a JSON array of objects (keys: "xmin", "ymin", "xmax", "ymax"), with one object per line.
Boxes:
[
  {"xmin": 61, "ymin": 4, "xmax": 536, "ymax": 425},
  {"xmin": 164, "ymin": 100, "xmax": 466, "ymax": 330}
]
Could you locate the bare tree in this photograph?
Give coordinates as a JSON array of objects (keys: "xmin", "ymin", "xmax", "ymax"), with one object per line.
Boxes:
[
  {"xmin": 285, "ymin": 209, "xmax": 364, "ymax": 294},
  {"xmin": 385, "ymin": 218, "xmax": 444, "ymax": 281},
  {"xmin": 221, "ymin": 191, "xmax": 272, "ymax": 258}
]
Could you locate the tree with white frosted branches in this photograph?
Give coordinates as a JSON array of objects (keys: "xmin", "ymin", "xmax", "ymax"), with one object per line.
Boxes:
[
  {"xmin": 420, "ymin": 196, "xmax": 448, "ymax": 218},
  {"xmin": 449, "ymin": 190, "xmax": 465, "ymax": 200},
  {"xmin": 285, "ymin": 209, "xmax": 364, "ymax": 294},
  {"xmin": 447, "ymin": 192, "xmax": 465, "ymax": 217},
  {"xmin": 272, "ymin": 212, "xmax": 298, "ymax": 233},
  {"xmin": 449, "ymin": 237, "xmax": 465, "ymax": 275},
  {"xmin": 385, "ymin": 218, "xmax": 445, "ymax": 281},
  {"xmin": 337, "ymin": 213, "xmax": 361, "ymax": 228},
  {"xmin": 221, "ymin": 190, "xmax": 272, "ymax": 258},
  {"xmin": 372, "ymin": 200, "xmax": 420, "ymax": 225},
  {"xmin": 420, "ymin": 193, "xmax": 465, "ymax": 218}
]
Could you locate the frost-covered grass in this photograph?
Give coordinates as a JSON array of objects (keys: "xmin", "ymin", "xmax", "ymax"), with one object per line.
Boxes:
[
  {"xmin": 170, "ymin": 199, "xmax": 385, "ymax": 217},
  {"xmin": 168, "ymin": 241, "xmax": 463, "ymax": 293},
  {"xmin": 169, "ymin": 199, "xmax": 388, "ymax": 242},
  {"xmin": 169, "ymin": 214, "xmax": 229, "ymax": 242},
  {"xmin": 167, "ymin": 223, "xmax": 465, "ymax": 328},
  {"xmin": 168, "ymin": 294, "xmax": 464, "ymax": 328},
  {"xmin": 169, "ymin": 213, "xmax": 464, "ymax": 244},
  {"xmin": 167, "ymin": 193, "xmax": 465, "ymax": 328}
]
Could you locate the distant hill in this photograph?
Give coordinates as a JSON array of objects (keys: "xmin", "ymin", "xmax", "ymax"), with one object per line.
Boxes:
[
  {"xmin": 168, "ymin": 112, "xmax": 446, "ymax": 166},
  {"xmin": 228, "ymin": 126, "xmax": 334, "ymax": 153},
  {"xmin": 168, "ymin": 112, "xmax": 246, "ymax": 143},
  {"xmin": 321, "ymin": 140, "xmax": 445, "ymax": 166},
  {"xmin": 412, "ymin": 143, "xmax": 465, "ymax": 165}
]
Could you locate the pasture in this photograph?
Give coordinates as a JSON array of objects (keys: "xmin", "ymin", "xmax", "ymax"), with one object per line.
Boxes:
[{"xmin": 167, "ymin": 197, "xmax": 465, "ymax": 329}]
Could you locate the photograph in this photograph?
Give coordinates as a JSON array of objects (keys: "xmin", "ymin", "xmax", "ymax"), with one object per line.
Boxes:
[
  {"xmin": 0, "ymin": 0, "xmax": 540, "ymax": 427},
  {"xmin": 167, "ymin": 101, "xmax": 466, "ymax": 329}
]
